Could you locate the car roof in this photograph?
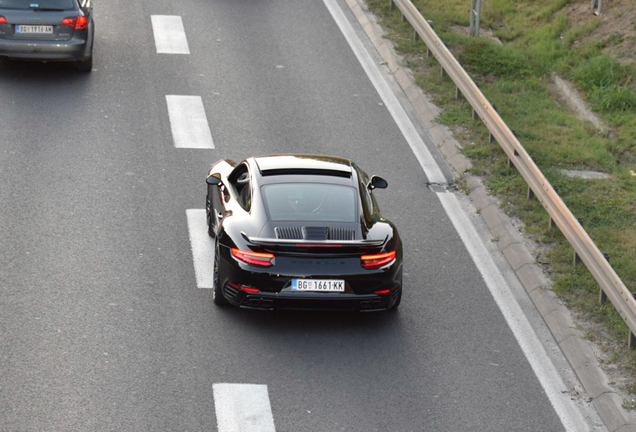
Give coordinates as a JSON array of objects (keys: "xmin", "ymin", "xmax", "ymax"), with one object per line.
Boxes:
[{"xmin": 253, "ymin": 155, "xmax": 353, "ymax": 178}]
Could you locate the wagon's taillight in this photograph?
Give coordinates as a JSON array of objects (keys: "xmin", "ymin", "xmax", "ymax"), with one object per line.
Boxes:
[
  {"xmin": 0, "ymin": 16, "xmax": 7, "ymax": 24},
  {"xmin": 75, "ymin": 16, "xmax": 88, "ymax": 29},
  {"xmin": 62, "ymin": 16, "xmax": 88, "ymax": 29},
  {"xmin": 231, "ymin": 248, "xmax": 274, "ymax": 267},
  {"xmin": 361, "ymin": 251, "xmax": 396, "ymax": 269}
]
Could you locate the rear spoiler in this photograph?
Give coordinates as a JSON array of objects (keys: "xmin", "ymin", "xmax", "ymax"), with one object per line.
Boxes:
[{"xmin": 241, "ymin": 232, "xmax": 388, "ymax": 248}]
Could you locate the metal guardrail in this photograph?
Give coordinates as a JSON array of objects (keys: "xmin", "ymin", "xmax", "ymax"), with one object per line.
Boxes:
[{"xmin": 390, "ymin": 0, "xmax": 636, "ymax": 347}]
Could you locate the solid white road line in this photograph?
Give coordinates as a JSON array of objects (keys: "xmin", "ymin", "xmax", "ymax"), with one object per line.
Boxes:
[
  {"xmin": 436, "ymin": 192, "xmax": 591, "ymax": 432},
  {"xmin": 166, "ymin": 95, "xmax": 215, "ymax": 149},
  {"xmin": 186, "ymin": 209, "xmax": 215, "ymax": 289},
  {"xmin": 213, "ymin": 384, "xmax": 276, "ymax": 432},
  {"xmin": 321, "ymin": 0, "xmax": 445, "ymax": 185},
  {"xmin": 151, "ymin": 15, "xmax": 190, "ymax": 54}
]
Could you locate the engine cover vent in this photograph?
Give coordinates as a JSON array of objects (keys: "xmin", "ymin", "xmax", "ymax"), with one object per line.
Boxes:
[
  {"xmin": 329, "ymin": 227, "xmax": 355, "ymax": 241},
  {"xmin": 274, "ymin": 226, "xmax": 355, "ymax": 241},
  {"xmin": 274, "ymin": 226, "xmax": 303, "ymax": 239},
  {"xmin": 302, "ymin": 226, "xmax": 329, "ymax": 240}
]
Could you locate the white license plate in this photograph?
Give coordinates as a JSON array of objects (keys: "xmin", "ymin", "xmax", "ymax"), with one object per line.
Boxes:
[
  {"xmin": 292, "ymin": 279, "xmax": 345, "ymax": 292},
  {"xmin": 16, "ymin": 25, "xmax": 54, "ymax": 34}
]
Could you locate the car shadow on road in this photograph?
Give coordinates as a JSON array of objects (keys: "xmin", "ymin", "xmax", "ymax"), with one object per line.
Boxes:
[{"xmin": 0, "ymin": 59, "xmax": 91, "ymax": 84}]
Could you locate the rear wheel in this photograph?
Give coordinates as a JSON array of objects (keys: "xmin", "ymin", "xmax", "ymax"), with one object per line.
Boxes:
[
  {"xmin": 390, "ymin": 288, "xmax": 402, "ymax": 310},
  {"xmin": 389, "ymin": 272, "xmax": 403, "ymax": 311},
  {"xmin": 212, "ymin": 237, "xmax": 228, "ymax": 306},
  {"xmin": 206, "ymin": 199, "xmax": 215, "ymax": 237},
  {"xmin": 76, "ymin": 55, "xmax": 92, "ymax": 72},
  {"xmin": 77, "ymin": 22, "xmax": 94, "ymax": 72}
]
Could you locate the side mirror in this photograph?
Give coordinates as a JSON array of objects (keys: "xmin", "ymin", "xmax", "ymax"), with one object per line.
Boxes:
[
  {"xmin": 206, "ymin": 174, "xmax": 222, "ymax": 186},
  {"xmin": 368, "ymin": 175, "xmax": 388, "ymax": 190}
]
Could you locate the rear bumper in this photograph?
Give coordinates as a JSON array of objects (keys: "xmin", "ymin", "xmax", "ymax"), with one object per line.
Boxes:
[
  {"xmin": 217, "ymin": 244, "xmax": 403, "ymax": 311},
  {"xmin": 223, "ymin": 285, "xmax": 401, "ymax": 312},
  {"xmin": 0, "ymin": 37, "xmax": 91, "ymax": 61}
]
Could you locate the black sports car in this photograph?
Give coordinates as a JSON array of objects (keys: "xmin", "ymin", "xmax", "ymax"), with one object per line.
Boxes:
[{"xmin": 205, "ymin": 155, "xmax": 403, "ymax": 312}]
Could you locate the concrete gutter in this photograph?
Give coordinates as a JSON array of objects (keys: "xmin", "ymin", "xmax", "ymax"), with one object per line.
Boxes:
[{"xmin": 345, "ymin": 0, "xmax": 636, "ymax": 430}]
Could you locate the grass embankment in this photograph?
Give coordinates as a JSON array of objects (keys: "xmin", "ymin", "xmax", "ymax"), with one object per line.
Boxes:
[{"xmin": 366, "ymin": 0, "xmax": 636, "ymax": 391}]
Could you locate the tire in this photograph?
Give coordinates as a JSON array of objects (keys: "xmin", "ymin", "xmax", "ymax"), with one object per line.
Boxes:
[
  {"xmin": 212, "ymin": 238, "xmax": 228, "ymax": 306},
  {"xmin": 390, "ymin": 288, "xmax": 402, "ymax": 310},
  {"xmin": 77, "ymin": 22, "xmax": 94, "ymax": 73},
  {"xmin": 389, "ymin": 272, "xmax": 403, "ymax": 311},
  {"xmin": 76, "ymin": 55, "xmax": 92, "ymax": 72},
  {"xmin": 206, "ymin": 199, "xmax": 215, "ymax": 238}
]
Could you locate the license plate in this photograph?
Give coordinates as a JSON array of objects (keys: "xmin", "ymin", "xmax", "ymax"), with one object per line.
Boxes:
[
  {"xmin": 16, "ymin": 25, "xmax": 54, "ymax": 34},
  {"xmin": 292, "ymin": 279, "xmax": 345, "ymax": 292}
]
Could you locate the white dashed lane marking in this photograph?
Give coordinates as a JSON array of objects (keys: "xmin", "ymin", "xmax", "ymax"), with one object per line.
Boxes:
[
  {"xmin": 213, "ymin": 384, "xmax": 276, "ymax": 432},
  {"xmin": 186, "ymin": 209, "xmax": 215, "ymax": 289},
  {"xmin": 151, "ymin": 15, "xmax": 190, "ymax": 54},
  {"xmin": 166, "ymin": 95, "xmax": 215, "ymax": 149}
]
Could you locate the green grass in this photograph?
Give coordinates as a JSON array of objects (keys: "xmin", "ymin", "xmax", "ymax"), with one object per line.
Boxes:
[{"xmin": 367, "ymin": 0, "xmax": 636, "ymax": 395}]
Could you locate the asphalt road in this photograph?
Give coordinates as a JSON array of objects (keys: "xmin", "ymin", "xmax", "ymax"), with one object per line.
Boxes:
[{"xmin": 0, "ymin": 0, "xmax": 576, "ymax": 430}]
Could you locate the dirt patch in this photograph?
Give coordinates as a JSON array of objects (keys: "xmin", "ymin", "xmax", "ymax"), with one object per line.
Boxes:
[
  {"xmin": 449, "ymin": 24, "xmax": 503, "ymax": 45},
  {"xmin": 562, "ymin": 0, "xmax": 636, "ymax": 65}
]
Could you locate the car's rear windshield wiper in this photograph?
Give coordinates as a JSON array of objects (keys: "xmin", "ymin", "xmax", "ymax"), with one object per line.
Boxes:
[{"xmin": 31, "ymin": 7, "xmax": 66, "ymax": 11}]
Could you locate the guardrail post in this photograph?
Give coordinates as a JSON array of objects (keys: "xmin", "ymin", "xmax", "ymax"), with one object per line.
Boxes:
[
  {"xmin": 527, "ymin": 186, "xmax": 535, "ymax": 200},
  {"xmin": 441, "ymin": 67, "xmax": 446, "ymax": 78},
  {"xmin": 402, "ymin": 13, "xmax": 406, "ymax": 23},
  {"xmin": 572, "ymin": 219, "xmax": 585, "ymax": 264},
  {"xmin": 508, "ymin": 149, "xmax": 519, "ymax": 169},
  {"xmin": 471, "ymin": 108, "xmax": 478, "ymax": 120},
  {"xmin": 426, "ymin": 47, "xmax": 432, "ymax": 58},
  {"xmin": 630, "ymin": 331, "xmax": 636, "ymax": 350},
  {"xmin": 390, "ymin": 0, "xmax": 395, "ymax": 11},
  {"xmin": 455, "ymin": 87, "xmax": 462, "ymax": 101},
  {"xmin": 599, "ymin": 253, "xmax": 610, "ymax": 303},
  {"xmin": 490, "ymin": 106, "xmax": 497, "ymax": 143},
  {"xmin": 548, "ymin": 187, "xmax": 559, "ymax": 227},
  {"xmin": 414, "ymin": 30, "xmax": 420, "ymax": 42}
]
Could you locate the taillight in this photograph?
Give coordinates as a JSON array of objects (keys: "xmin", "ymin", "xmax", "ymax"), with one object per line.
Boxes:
[
  {"xmin": 361, "ymin": 251, "xmax": 396, "ymax": 269},
  {"xmin": 75, "ymin": 16, "xmax": 88, "ymax": 29},
  {"xmin": 0, "ymin": 16, "xmax": 7, "ymax": 24},
  {"xmin": 231, "ymin": 249, "xmax": 274, "ymax": 267},
  {"xmin": 62, "ymin": 16, "xmax": 88, "ymax": 29}
]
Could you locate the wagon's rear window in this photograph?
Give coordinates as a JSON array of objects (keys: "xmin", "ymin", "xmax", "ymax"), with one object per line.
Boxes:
[
  {"xmin": 0, "ymin": 0, "xmax": 75, "ymax": 9},
  {"xmin": 263, "ymin": 183, "xmax": 357, "ymax": 222}
]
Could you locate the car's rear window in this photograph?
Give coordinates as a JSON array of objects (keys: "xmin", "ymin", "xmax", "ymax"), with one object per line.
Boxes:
[
  {"xmin": 263, "ymin": 183, "xmax": 357, "ymax": 222},
  {"xmin": 0, "ymin": 0, "xmax": 75, "ymax": 9}
]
